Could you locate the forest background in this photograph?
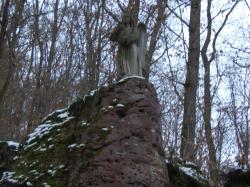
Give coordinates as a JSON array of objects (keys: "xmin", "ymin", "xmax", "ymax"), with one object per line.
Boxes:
[{"xmin": 0, "ymin": 0, "xmax": 249, "ymax": 185}]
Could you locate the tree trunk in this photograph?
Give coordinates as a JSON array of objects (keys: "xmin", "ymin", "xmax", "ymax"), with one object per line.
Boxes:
[
  {"xmin": 143, "ymin": 0, "xmax": 166, "ymax": 79},
  {"xmin": 0, "ymin": 0, "xmax": 25, "ymax": 111},
  {"xmin": 203, "ymin": 61, "xmax": 219, "ymax": 187},
  {"xmin": 45, "ymin": 0, "xmax": 59, "ymax": 89},
  {"xmin": 0, "ymin": 0, "xmax": 10, "ymax": 108},
  {"xmin": 180, "ymin": 0, "xmax": 201, "ymax": 161}
]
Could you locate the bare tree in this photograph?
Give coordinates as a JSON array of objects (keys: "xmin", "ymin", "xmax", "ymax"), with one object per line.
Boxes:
[
  {"xmin": 0, "ymin": 0, "xmax": 10, "ymax": 109},
  {"xmin": 201, "ymin": 0, "xmax": 239, "ymax": 186},
  {"xmin": 180, "ymin": 0, "xmax": 201, "ymax": 161}
]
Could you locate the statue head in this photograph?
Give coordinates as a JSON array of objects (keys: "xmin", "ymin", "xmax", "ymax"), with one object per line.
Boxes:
[
  {"xmin": 122, "ymin": 7, "xmax": 136, "ymax": 27},
  {"xmin": 122, "ymin": 14, "xmax": 130, "ymax": 26}
]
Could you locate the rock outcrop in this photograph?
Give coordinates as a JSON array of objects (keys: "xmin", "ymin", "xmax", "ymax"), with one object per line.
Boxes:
[
  {"xmin": 0, "ymin": 141, "xmax": 20, "ymax": 179},
  {"xmin": 0, "ymin": 77, "xmax": 170, "ymax": 187},
  {"xmin": 167, "ymin": 156, "xmax": 209, "ymax": 187}
]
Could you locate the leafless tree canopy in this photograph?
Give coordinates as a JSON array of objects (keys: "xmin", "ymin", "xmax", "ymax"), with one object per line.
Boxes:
[{"xmin": 0, "ymin": 0, "xmax": 249, "ymax": 185}]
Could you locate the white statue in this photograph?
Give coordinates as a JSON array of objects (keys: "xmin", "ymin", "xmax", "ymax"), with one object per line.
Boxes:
[{"xmin": 110, "ymin": 13, "xmax": 147, "ymax": 80}]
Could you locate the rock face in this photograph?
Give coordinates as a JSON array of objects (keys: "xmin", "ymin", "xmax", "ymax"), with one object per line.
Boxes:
[{"xmin": 0, "ymin": 77, "xmax": 170, "ymax": 187}]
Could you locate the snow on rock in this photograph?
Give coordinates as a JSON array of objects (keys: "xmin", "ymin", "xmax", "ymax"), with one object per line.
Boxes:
[
  {"xmin": 43, "ymin": 182, "xmax": 50, "ymax": 187},
  {"xmin": 58, "ymin": 165, "xmax": 65, "ymax": 169},
  {"xmin": 116, "ymin": 103, "xmax": 125, "ymax": 107},
  {"xmin": 166, "ymin": 155, "xmax": 209, "ymax": 187},
  {"xmin": 67, "ymin": 143, "xmax": 85, "ymax": 149},
  {"xmin": 76, "ymin": 144, "xmax": 85, "ymax": 148},
  {"xmin": 117, "ymin": 75, "xmax": 145, "ymax": 83},
  {"xmin": 185, "ymin": 161, "xmax": 198, "ymax": 167},
  {"xmin": 47, "ymin": 169, "xmax": 56, "ymax": 176},
  {"xmin": 38, "ymin": 148, "xmax": 47, "ymax": 152},
  {"xmin": 0, "ymin": 171, "xmax": 28, "ymax": 185},
  {"xmin": 68, "ymin": 143, "xmax": 77, "ymax": 149},
  {"xmin": 81, "ymin": 121, "xmax": 89, "ymax": 127},
  {"xmin": 57, "ymin": 111, "xmax": 69, "ymax": 119},
  {"xmin": 26, "ymin": 181, "xmax": 32, "ymax": 186},
  {"xmin": 6, "ymin": 141, "xmax": 20, "ymax": 151},
  {"xmin": 27, "ymin": 123, "xmax": 53, "ymax": 144},
  {"xmin": 24, "ymin": 142, "xmax": 37, "ymax": 150},
  {"xmin": 89, "ymin": 89, "xmax": 98, "ymax": 96},
  {"xmin": 179, "ymin": 166, "xmax": 206, "ymax": 181},
  {"xmin": 107, "ymin": 106, "xmax": 114, "ymax": 109},
  {"xmin": 42, "ymin": 108, "xmax": 68, "ymax": 122},
  {"xmin": 26, "ymin": 116, "xmax": 75, "ymax": 145},
  {"xmin": 1, "ymin": 171, "xmax": 18, "ymax": 183}
]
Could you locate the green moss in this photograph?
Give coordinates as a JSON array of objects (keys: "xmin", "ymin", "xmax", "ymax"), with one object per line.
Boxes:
[
  {"xmin": 1, "ymin": 85, "xmax": 116, "ymax": 186},
  {"xmin": 8, "ymin": 118, "xmax": 112, "ymax": 186}
]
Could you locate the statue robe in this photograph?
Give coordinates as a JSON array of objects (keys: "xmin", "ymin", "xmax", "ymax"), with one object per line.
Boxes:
[{"xmin": 110, "ymin": 23, "xmax": 146, "ymax": 80}]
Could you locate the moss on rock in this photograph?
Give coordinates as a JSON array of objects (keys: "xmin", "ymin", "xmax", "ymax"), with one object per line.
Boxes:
[
  {"xmin": 1, "ymin": 77, "xmax": 171, "ymax": 187},
  {"xmin": 0, "ymin": 86, "xmax": 112, "ymax": 187}
]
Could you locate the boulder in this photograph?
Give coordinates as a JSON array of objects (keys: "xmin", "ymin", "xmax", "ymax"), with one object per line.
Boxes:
[
  {"xmin": 0, "ymin": 141, "xmax": 20, "ymax": 179},
  {"xmin": 167, "ymin": 156, "xmax": 209, "ymax": 187}
]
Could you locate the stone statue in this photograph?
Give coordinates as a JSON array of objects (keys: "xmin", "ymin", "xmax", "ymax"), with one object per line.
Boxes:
[{"xmin": 110, "ymin": 12, "xmax": 147, "ymax": 80}]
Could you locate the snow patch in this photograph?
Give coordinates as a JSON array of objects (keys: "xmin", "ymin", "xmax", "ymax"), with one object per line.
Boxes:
[
  {"xmin": 116, "ymin": 104, "xmax": 125, "ymax": 107},
  {"xmin": 42, "ymin": 108, "xmax": 68, "ymax": 122},
  {"xmin": 26, "ymin": 116, "xmax": 74, "ymax": 145},
  {"xmin": 68, "ymin": 143, "xmax": 77, "ymax": 149},
  {"xmin": 6, "ymin": 141, "xmax": 20, "ymax": 151},
  {"xmin": 48, "ymin": 169, "xmax": 56, "ymax": 176},
  {"xmin": 24, "ymin": 142, "xmax": 37, "ymax": 150},
  {"xmin": 58, "ymin": 165, "xmax": 65, "ymax": 169},
  {"xmin": 185, "ymin": 161, "xmax": 197, "ymax": 167},
  {"xmin": 101, "ymin": 107, "xmax": 107, "ymax": 112},
  {"xmin": 43, "ymin": 182, "xmax": 50, "ymax": 187},
  {"xmin": 117, "ymin": 75, "xmax": 145, "ymax": 83},
  {"xmin": 76, "ymin": 144, "xmax": 85, "ymax": 148},
  {"xmin": 0, "ymin": 171, "xmax": 18, "ymax": 183},
  {"xmin": 89, "ymin": 89, "xmax": 98, "ymax": 96},
  {"xmin": 57, "ymin": 111, "xmax": 69, "ymax": 119},
  {"xmin": 27, "ymin": 123, "xmax": 53, "ymax": 144},
  {"xmin": 47, "ymin": 137, "xmax": 53, "ymax": 141},
  {"xmin": 81, "ymin": 121, "xmax": 89, "ymax": 127},
  {"xmin": 26, "ymin": 181, "xmax": 32, "ymax": 186},
  {"xmin": 29, "ymin": 170, "xmax": 39, "ymax": 175},
  {"xmin": 179, "ymin": 166, "xmax": 206, "ymax": 181},
  {"xmin": 38, "ymin": 148, "xmax": 47, "ymax": 152},
  {"xmin": 107, "ymin": 106, "xmax": 114, "ymax": 109}
]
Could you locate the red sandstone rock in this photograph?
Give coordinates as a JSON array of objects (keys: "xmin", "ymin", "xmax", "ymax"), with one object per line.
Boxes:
[
  {"xmin": 73, "ymin": 78, "xmax": 170, "ymax": 187},
  {"xmin": 0, "ymin": 77, "xmax": 170, "ymax": 187}
]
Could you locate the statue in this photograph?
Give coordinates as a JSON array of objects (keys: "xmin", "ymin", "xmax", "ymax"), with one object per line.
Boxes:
[{"xmin": 110, "ymin": 12, "xmax": 147, "ymax": 80}]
